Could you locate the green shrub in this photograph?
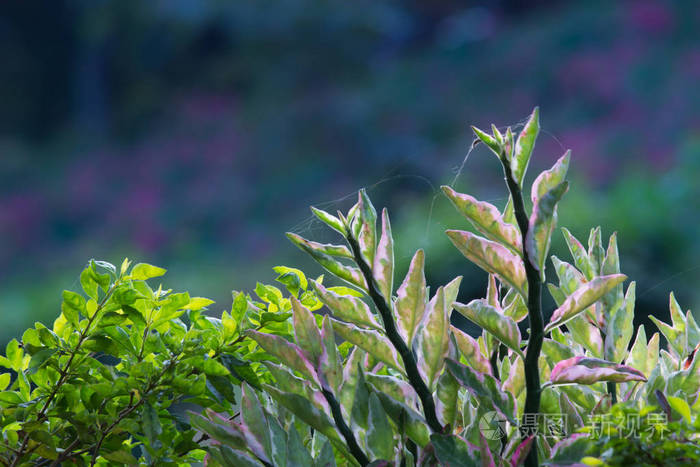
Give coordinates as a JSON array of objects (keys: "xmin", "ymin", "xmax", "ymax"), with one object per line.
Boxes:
[{"xmin": 1, "ymin": 109, "xmax": 698, "ymax": 466}]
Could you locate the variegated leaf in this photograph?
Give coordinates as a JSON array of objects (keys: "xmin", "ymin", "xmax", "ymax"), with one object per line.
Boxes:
[
  {"xmin": 373, "ymin": 208, "xmax": 394, "ymax": 303},
  {"xmin": 442, "ymin": 185, "xmax": 521, "ymax": 254},
  {"xmin": 545, "ymin": 274, "xmax": 627, "ymax": 332},
  {"xmin": 367, "ymin": 392, "xmax": 395, "ymax": 460},
  {"xmin": 375, "ymin": 392, "xmax": 431, "ymax": 448},
  {"xmin": 551, "ymin": 256, "xmax": 585, "ymax": 295},
  {"xmin": 431, "ymin": 433, "xmax": 481, "ymax": 467},
  {"xmin": 446, "ymin": 230, "xmax": 527, "ymax": 298},
  {"xmin": 471, "ymin": 125, "xmax": 501, "ymax": 157},
  {"xmin": 287, "ymin": 232, "xmax": 367, "ymax": 290},
  {"xmin": 559, "ymin": 392, "xmax": 584, "ymax": 434},
  {"xmin": 503, "ymin": 288, "xmax": 528, "ymax": 322},
  {"xmin": 625, "ymin": 326, "xmax": 659, "ymax": 379},
  {"xmin": 601, "ymin": 232, "xmax": 623, "ymax": 309},
  {"xmin": 357, "ymin": 189, "xmax": 377, "ymax": 265},
  {"xmin": 561, "ymin": 227, "xmax": 595, "ymax": 280},
  {"xmin": 339, "ymin": 347, "xmax": 365, "ymax": 417},
  {"xmin": 365, "ymin": 373, "xmax": 417, "ymax": 407},
  {"xmin": 331, "ymin": 319, "xmax": 404, "ymax": 375},
  {"xmin": 454, "ymin": 299, "xmax": 523, "ymax": 359},
  {"xmin": 446, "ymin": 358, "xmax": 516, "ymax": 423},
  {"xmin": 262, "ymin": 384, "xmax": 345, "ymax": 448},
  {"xmin": 319, "ymin": 315, "xmax": 342, "ymax": 393},
  {"xmin": 416, "ymin": 287, "xmax": 450, "ymax": 390},
  {"xmin": 566, "ymin": 314, "xmax": 603, "ymax": 358},
  {"xmin": 502, "ymin": 355, "xmax": 524, "ymax": 400},
  {"xmin": 394, "ymin": 249, "xmax": 427, "ymax": 346},
  {"xmin": 291, "ymin": 297, "xmax": 323, "ymax": 363},
  {"xmin": 435, "ymin": 364, "xmax": 460, "ymax": 427},
  {"xmin": 247, "ymin": 330, "xmax": 320, "ymax": 386},
  {"xmin": 525, "ymin": 181, "xmax": 568, "ymax": 276},
  {"xmin": 550, "ymin": 357, "xmax": 646, "ymax": 385},
  {"xmin": 313, "ymin": 281, "xmax": 380, "ymax": 330},
  {"xmin": 511, "ymin": 107, "xmax": 539, "ymax": 186},
  {"xmin": 531, "ymin": 150, "xmax": 571, "ymax": 204},
  {"xmin": 451, "ymin": 326, "xmax": 492, "ymax": 375},
  {"xmin": 588, "ymin": 227, "xmax": 605, "ymax": 274},
  {"xmin": 240, "ymin": 383, "xmax": 272, "ymax": 464},
  {"xmin": 604, "ymin": 282, "xmax": 635, "ymax": 364},
  {"xmin": 311, "ymin": 206, "xmax": 347, "ymax": 236},
  {"xmin": 443, "ymin": 275, "xmax": 463, "ymax": 311}
]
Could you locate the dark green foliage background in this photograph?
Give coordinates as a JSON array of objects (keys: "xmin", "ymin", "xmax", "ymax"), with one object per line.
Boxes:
[{"xmin": 0, "ymin": 0, "xmax": 698, "ymax": 345}]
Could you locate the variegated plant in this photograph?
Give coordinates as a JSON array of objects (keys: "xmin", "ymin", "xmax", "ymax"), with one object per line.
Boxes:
[{"xmin": 203, "ymin": 109, "xmax": 698, "ymax": 467}]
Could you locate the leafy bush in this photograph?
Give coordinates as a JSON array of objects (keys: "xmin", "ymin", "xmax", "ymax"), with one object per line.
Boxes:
[{"xmin": 1, "ymin": 109, "xmax": 698, "ymax": 466}]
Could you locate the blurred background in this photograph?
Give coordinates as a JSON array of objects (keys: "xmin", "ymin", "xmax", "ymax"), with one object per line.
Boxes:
[{"xmin": 1, "ymin": 0, "xmax": 698, "ymax": 346}]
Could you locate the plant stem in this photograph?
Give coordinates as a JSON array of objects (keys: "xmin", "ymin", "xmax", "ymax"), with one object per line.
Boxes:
[
  {"xmin": 321, "ymin": 387, "xmax": 370, "ymax": 466},
  {"xmin": 501, "ymin": 159, "xmax": 543, "ymax": 467},
  {"xmin": 10, "ymin": 283, "xmax": 118, "ymax": 466},
  {"xmin": 346, "ymin": 235, "xmax": 444, "ymax": 434}
]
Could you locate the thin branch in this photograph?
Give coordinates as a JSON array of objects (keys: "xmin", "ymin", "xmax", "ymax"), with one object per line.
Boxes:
[
  {"xmin": 346, "ymin": 234, "xmax": 444, "ymax": 434},
  {"xmin": 500, "ymin": 157, "xmax": 544, "ymax": 467},
  {"xmin": 321, "ymin": 387, "xmax": 370, "ymax": 466},
  {"xmin": 10, "ymin": 283, "xmax": 119, "ymax": 466}
]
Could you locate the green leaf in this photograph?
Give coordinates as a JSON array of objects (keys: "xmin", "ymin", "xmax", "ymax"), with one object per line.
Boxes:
[
  {"xmin": 211, "ymin": 445, "xmax": 264, "ymax": 467},
  {"xmin": 287, "ymin": 424, "xmax": 314, "ymax": 467},
  {"xmin": 549, "ymin": 357, "xmax": 647, "ymax": 385},
  {"xmin": 350, "ymin": 366, "xmax": 371, "ymax": 429},
  {"xmin": 471, "ymin": 125, "xmax": 501, "ymax": 157},
  {"xmin": 454, "ymin": 299, "xmax": 523, "ymax": 359},
  {"xmin": 202, "ymin": 359, "xmax": 231, "ymax": 377},
  {"xmin": 311, "ymin": 206, "xmax": 347, "ymax": 236},
  {"xmin": 374, "ymin": 392, "xmax": 431, "ymax": 448},
  {"xmin": 313, "ymin": 281, "xmax": 380, "ymax": 330},
  {"xmin": 291, "ymin": 297, "xmax": 323, "ymax": 363},
  {"xmin": 287, "ymin": 232, "xmax": 367, "ymax": 290},
  {"xmin": 184, "ymin": 297, "xmax": 215, "ymax": 310},
  {"xmin": 531, "ymin": 150, "xmax": 570, "ymax": 204},
  {"xmin": 247, "ymin": 331, "xmax": 320, "ymax": 386},
  {"xmin": 511, "ymin": 107, "xmax": 539, "ymax": 186},
  {"xmin": 604, "ymin": 282, "xmax": 635, "ymax": 364},
  {"xmin": 430, "ymin": 433, "xmax": 480, "ymax": 467},
  {"xmin": 241, "ymin": 383, "xmax": 272, "ymax": 464},
  {"xmin": 525, "ymin": 181, "xmax": 568, "ymax": 277},
  {"xmin": 315, "ymin": 440, "xmax": 337, "ymax": 467},
  {"xmin": 561, "ymin": 228, "xmax": 595, "ymax": 280},
  {"xmin": 143, "ymin": 403, "xmax": 162, "ymax": 447},
  {"xmin": 446, "ymin": 358, "xmax": 516, "ymax": 424},
  {"xmin": 373, "ymin": 208, "xmax": 394, "ymax": 303},
  {"xmin": 416, "ymin": 286, "xmax": 450, "ymax": 390},
  {"xmin": 130, "ymin": 263, "xmax": 167, "ymax": 280},
  {"xmin": 367, "ymin": 392, "xmax": 395, "ymax": 460},
  {"xmin": 102, "ymin": 450, "xmax": 138, "ymax": 464},
  {"xmin": 667, "ymin": 395, "xmax": 692, "ymax": 423},
  {"xmin": 262, "ymin": 384, "xmax": 344, "ymax": 446},
  {"xmin": 442, "ymin": 186, "xmax": 521, "ymax": 255},
  {"xmin": 451, "ymin": 326, "xmax": 492, "ymax": 375},
  {"xmin": 0, "ymin": 373, "xmax": 10, "ymax": 391},
  {"xmin": 545, "ymin": 274, "xmax": 628, "ymax": 332},
  {"xmin": 446, "ymin": 230, "xmax": 527, "ymax": 298},
  {"xmin": 330, "ymin": 320, "xmax": 404, "ymax": 375},
  {"xmin": 395, "ymin": 249, "xmax": 427, "ymax": 346},
  {"xmin": 61, "ymin": 290, "xmax": 86, "ymax": 327}
]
